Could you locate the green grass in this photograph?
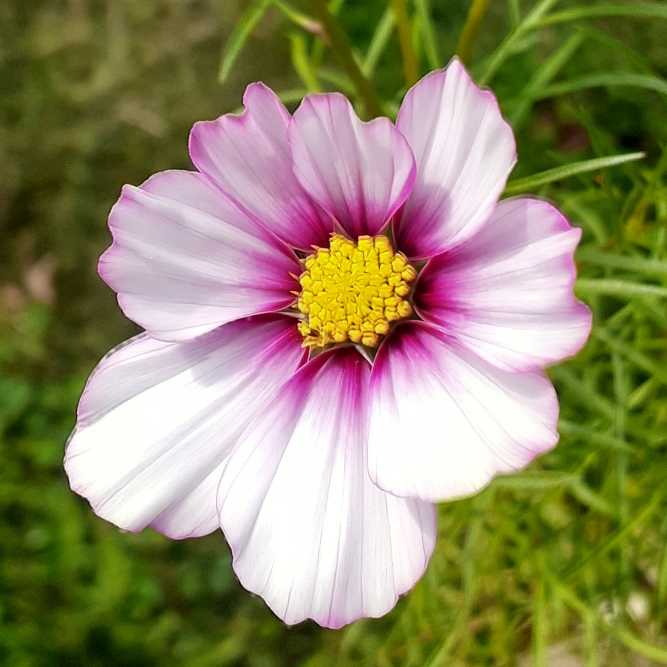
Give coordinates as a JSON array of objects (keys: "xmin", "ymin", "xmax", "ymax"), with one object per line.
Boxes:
[{"xmin": 2, "ymin": 0, "xmax": 667, "ymax": 665}]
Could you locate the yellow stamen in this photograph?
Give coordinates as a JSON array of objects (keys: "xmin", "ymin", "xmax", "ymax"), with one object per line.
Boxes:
[{"xmin": 296, "ymin": 234, "xmax": 417, "ymax": 348}]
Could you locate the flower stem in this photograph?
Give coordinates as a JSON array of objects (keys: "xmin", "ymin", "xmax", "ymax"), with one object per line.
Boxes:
[
  {"xmin": 389, "ymin": 0, "xmax": 420, "ymax": 86},
  {"xmin": 309, "ymin": 0, "xmax": 384, "ymax": 119},
  {"xmin": 455, "ymin": 0, "xmax": 492, "ymax": 65}
]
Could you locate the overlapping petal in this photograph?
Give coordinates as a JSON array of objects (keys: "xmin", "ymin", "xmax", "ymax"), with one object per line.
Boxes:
[
  {"xmin": 394, "ymin": 59, "xmax": 516, "ymax": 259},
  {"xmin": 99, "ymin": 171, "xmax": 300, "ymax": 342},
  {"xmin": 218, "ymin": 348, "xmax": 436, "ymax": 628},
  {"xmin": 368, "ymin": 323, "xmax": 559, "ymax": 503},
  {"xmin": 416, "ymin": 198, "xmax": 592, "ymax": 372},
  {"xmin": 287, "ymin": 93, "xmax": 416, "ymax": 239},
  {"xmin": 189, "ymin": 83, "xmax": 331, "ymax": 250},
  {"xmin": 65, "ymin": 315, "xmax": 306, "ymax": 538}
]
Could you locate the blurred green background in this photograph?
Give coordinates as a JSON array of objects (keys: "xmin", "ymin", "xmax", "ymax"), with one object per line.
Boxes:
[{"xmin": 2, "ymin": 0, "xmax": 667, "ymax": 665}]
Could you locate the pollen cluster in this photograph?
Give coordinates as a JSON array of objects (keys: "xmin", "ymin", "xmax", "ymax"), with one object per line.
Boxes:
[{"xmin": 296, "ymin": 234, "xmax": 417, "ymax": 348}]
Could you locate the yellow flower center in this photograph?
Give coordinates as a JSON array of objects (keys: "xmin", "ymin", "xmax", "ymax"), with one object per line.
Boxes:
[{"xmin": 296, "ymin": 234, "xmax": 417, "ymax": 348}]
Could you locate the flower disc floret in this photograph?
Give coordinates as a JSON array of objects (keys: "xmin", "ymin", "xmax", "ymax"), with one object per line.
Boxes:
[{"xmin": 297, "ymin": 234, "xmax": 417, "ymax": 348}]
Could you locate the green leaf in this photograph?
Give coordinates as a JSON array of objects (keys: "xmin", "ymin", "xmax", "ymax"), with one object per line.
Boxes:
[
  {"xmin": 532, "ymin": 579, "xmax": 547, "ymax": 667},
  {"xmin": 361, "ymin": 6, "xmax": 394, "ymax": 78},
  {"xmin": 424, "ymin": 490, "xmax": 494, "ymax": 667},
  {"xmin": 508, "ymin": 32, "xmax": 584, "ymax": 130},
  {"xmin": 272, "ymin": 0, "xmax": 322, "ymax": 34},
  {"xmin": 575, "ymin": 24, "xmax": 656, "ymax": 75},
  {"xmin": 309, "ymin": 0, "xmax": 384, "ymax": 118},
  {"xmin": 456, "ymin": 0, "xmax": 493, "ymax": 65},
  {"xmin": 0, "ymin": 376, "xmax": 32, "ymax": 434},
  {"xmin": 491, "ymin": 472, "xmax": 579, "ymax": 490},
  {"xmin": 558, "ymin": 420, "xmax": 634, "ymax": 452},
  {"xmin": 289, "ymin": 32, "xmax": 321, "ymax": 92},
  {"xmin": 576, "ymin": 278, "xmax": 667, "ymax": 300},
  {"xmin": 565, "ymin": 493, "xmax": 662, "ymax": 579},
  {"xmin": 568, "ymin": 479, "xmax": 616, "ymax": 518},
  {"xmin": 536, "ymin": 72, "xmax": 667, "ymax": 100},
  {"xmin": 218, "ymin": 0, "xmax": 271, "ymax": 84},
  {"xmin": 328, "ymin": 0, "xmax": 346, "ymax": 14},
  {"xmin": 318, "ymin": 68, "xmax": 356, "ymax": 95},
  {"xmin": 503, "ymin": 152, "xmax": 645, "ymax": 195},
  {"xmin": 276, "ymin": 88, "xmax": 309, "ymax": 105},
  {"xmin": 413, "ymin": 0, "xmax": 441, "ymax": 69},
  {"xmin": 390, "ymin": 0, "xmax": 420, "ymax": 86},
  {"xmin": 593, "ymin": 328, "xmax": 667, "ymax": 384},
  {"xmin": 219, "ymin": 0, "xmax": 324, "ymax": 84},
  {"xmin": 610, "ymin": 626, "xmax": 667, "ymax": 664},
  {"xmin": 537, "ymin": 3, "xmax": 667, "ymax": 28},
  {"xmin": 553, "ymin": 579, "xmax": 667, "ymax": 663},
  {"xmin": 576, "ymin": 248, "xmax": 667, "ymax": 276},
  {"xmin": 507, "ymin": 0, "xmax": 521, "ymax": 30},
  {"xmin": 549, "ymin": 366, "xmax": 615, "ymax": 419},
  {"xmin": 477, "ymin": 0, "xmax": 562, "ymax": 85},
  {"xmin": 479, "ymin": 2, "xmax": 667, "ymax": 86}
]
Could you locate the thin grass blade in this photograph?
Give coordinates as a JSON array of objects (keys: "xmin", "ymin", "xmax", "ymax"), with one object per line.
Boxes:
[
  {"xmin": 361, "ymin": 6, "xmax": 394, "ymax": 78},
  {"xmin": 504, "ymin": 152, "xmax": 645, "ymax": 195},
  {"xmin": 219, "ymin": 0, "xmax": 271, "ymax": 83},
  {"xmin": 413, "ymin": 0, "xmax": 441, "ymax": 69},
  {"xmin": 537, "ymin": 3, "xmax": 667, "ymax": 28},
  {"xmin": 535, "ymin": 72, "xmax": 667, "ymax": 101}
]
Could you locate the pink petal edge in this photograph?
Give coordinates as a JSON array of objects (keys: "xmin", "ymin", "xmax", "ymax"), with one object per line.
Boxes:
[
  {"xmin": 415, "ymin": 197, "xmax": 592, "ymax": 372},
  {"xmin": 99, "ymin": 170, "xmax": 301, "ymax": 342},
  {"xmin": 189, "ymin": 83, "xmax": 332, "ymax": 251},
  {"xmin": 66, "ymin": 315, "xmax": 306, "ymax": 539},
  {"xmin": 394, "ymin": 58, "xmax": 516, "ymax": 259}
]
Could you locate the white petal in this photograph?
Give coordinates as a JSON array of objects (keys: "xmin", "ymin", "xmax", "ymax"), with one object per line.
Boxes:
[
  {"xmin": 150, "ymin": 466, "xmax": 223, "ymax": 538},
  {"xmin": 65, "ymin": 315, "xmax": 305, "ymax": 537},
  {"xmin": 100, "ymin": 170, "xmax": 300, "ymax": 342},
  {"xmin": 287, "ymin": 93, "xmax": 416, "ymax": 239},
  {"xmin": 394, "ymin": 59, "xmax": 516, "ymax": 259},
  {"xmin": 218, "ymin": 348, "xmax": 436, "ymax": 628},
  {"xmin": 416, "ymin": 198, "xmax": 591, "ymax": 372},
  {"xmin": 368, "ymin": 323, "xmax": 559, "ymax": 502}
]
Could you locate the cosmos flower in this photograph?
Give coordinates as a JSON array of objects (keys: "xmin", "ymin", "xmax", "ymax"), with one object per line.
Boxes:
[{"xmin": 65, "ymin": 59, "xmax": 591, "ymax": 628}]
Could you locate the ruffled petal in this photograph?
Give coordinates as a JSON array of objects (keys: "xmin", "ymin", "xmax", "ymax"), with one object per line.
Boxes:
[
  {"xmin": 217, "ymin": 348, "xmax": 436, "ymax": 628},
  {"xmin": 416, "ymin": 198, "xmax": 592, "ymax": 372},
  {"xmin": 394, "ymin": 58, "xmax": 516, "ymax": 259},
  {"xmin": 368, "ymin": 323, "xmax": 559, "ymax": 503},
  {"xmin": 287, "ymin": 93, "xmax": 416, "ymax": 239},
  {"xmin": 189, "ymin": 83, "xmax": 331, "ymax": 250},
  {"xmin": 65, "ymin": 315, "xmax": 306, "ymax": 538},
  {"xmin": 99, "ymin": 170, "xmax": 301, "ymax": 342}
]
